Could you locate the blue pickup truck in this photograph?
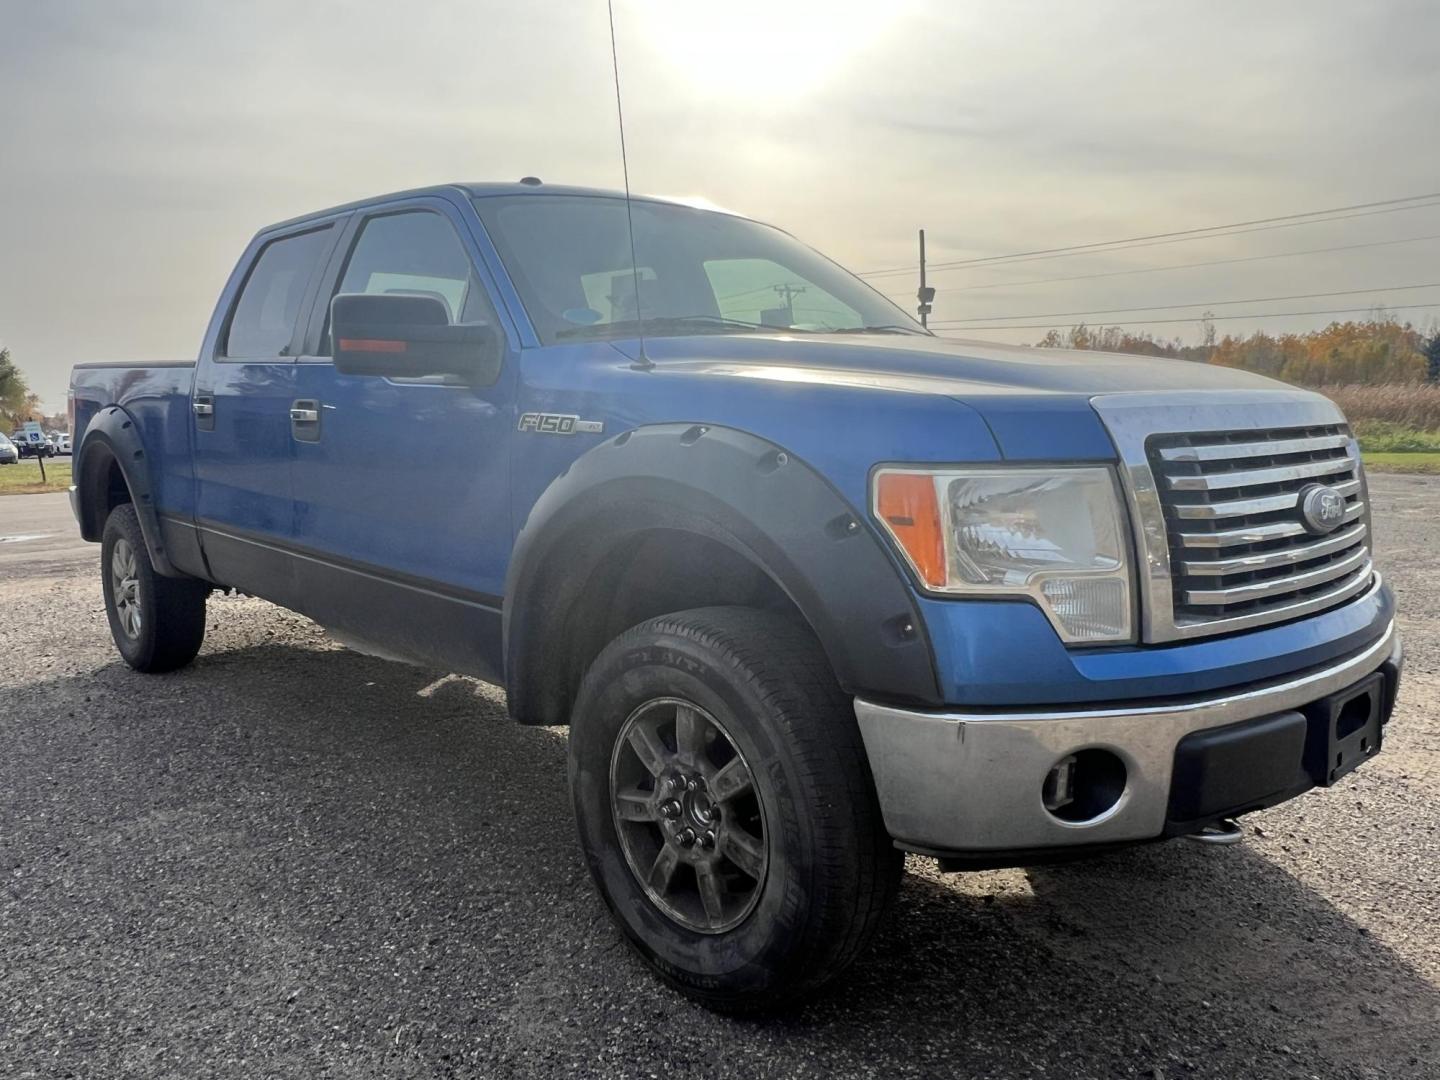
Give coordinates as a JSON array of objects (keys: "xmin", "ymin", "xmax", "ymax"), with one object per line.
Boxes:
[{"xmin": 69, "ymin": 181, "xmax": 1401, "ymax": 1010}]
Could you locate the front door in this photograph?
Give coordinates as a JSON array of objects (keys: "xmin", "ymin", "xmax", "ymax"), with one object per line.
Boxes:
[{"xmin": 288, "ymin": 201, "xmax": 517, "ymax": 679}]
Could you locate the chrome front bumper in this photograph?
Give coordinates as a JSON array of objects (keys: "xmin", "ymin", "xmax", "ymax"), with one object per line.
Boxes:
[{"xmin": 855, "ymin": 620, "xmax": 1401, "ymax": 854}]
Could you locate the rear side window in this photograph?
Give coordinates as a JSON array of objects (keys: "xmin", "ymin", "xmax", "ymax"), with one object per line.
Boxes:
[{"xmin": 224, "ymin": 227, "xmax": 331, "ymax": 358}]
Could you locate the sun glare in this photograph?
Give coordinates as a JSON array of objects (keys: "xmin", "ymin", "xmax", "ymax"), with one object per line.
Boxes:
[{"xmin": 628, "ymin": 0, "xmax": 908, "ymax": 102}]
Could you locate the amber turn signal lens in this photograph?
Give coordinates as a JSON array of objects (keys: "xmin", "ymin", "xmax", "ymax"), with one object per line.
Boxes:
[{"xmin": 875, "ymin": 472, "xmax": 946, "ymax": 587}]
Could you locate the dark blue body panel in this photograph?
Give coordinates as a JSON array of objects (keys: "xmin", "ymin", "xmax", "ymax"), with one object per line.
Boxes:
[{"xmin": 69, "ymin": 183, "xmax": 1397, "ymax": 710}]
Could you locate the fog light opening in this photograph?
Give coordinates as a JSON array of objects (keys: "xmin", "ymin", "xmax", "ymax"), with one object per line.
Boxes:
[{"xmin": 1043, "ymin": 749, "xmax": 1126, "ymax": 823}]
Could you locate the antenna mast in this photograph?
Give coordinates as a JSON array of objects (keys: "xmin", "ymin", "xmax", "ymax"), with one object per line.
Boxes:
[{"xmin": 606, "ymin": 0, "xmax": 650, "ymax": 369}]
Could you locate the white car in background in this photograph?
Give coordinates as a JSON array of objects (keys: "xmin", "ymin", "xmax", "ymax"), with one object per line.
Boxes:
[
  {"xmin": 0, "ymin": 433, "xmax": 17, "ymax": 465},
  {"xmin": 54, "ymin": 433, "xmax": 72, "ymax": 455}
]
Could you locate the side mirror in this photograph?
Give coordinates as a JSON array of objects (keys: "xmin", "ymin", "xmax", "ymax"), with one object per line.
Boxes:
[{"xmin": 331, "ymin": 293, "xmax": 500, "ymax": 383}]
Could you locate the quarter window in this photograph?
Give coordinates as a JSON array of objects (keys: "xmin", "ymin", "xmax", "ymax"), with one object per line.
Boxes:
[{"xmin": 224, "ymin": 227, "xmax": 331, "ymax": 358}]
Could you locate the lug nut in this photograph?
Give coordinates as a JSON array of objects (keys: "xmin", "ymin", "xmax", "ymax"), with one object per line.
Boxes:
[
  {"xmin": 677, "ymin": 828, "xmax": 697, "ymax": 848},
  {"xmin": 686, "ymin": 778, "xmax": 698, "ymax": 792},
  {"xmin": 664, "ymin": 776, "xmax": 684, "ymax": 794},
  {"xmin": 699, "ymin": 831, "xmax": 716, "ymax": 850},
  {"xmin": 660, "ymin": 800, "xmax": 682, "ymax": 820}
]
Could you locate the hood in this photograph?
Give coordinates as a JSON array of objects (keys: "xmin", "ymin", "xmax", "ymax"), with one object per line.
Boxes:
[
  {"xmin": 639, "ymin": 331, "xmax": 1285, "ymax": 398},
  {"xmin": 627, "ymin": 331, "xmax": 1307, "ymax": 462}
]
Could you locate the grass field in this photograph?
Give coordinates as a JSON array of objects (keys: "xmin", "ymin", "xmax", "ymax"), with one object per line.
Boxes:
[
  {"xmin": 0, "ymin": 458, "xmax": 72, "ymax": 495},
  {"xmin": 1360, "ymin": 451, "xmax": 1440, "ymax": 475}
]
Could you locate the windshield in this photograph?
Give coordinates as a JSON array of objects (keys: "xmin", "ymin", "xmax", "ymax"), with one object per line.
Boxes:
[{"xmin": 471, "ymin": 195, "xmax": 924, "ymax": 345}]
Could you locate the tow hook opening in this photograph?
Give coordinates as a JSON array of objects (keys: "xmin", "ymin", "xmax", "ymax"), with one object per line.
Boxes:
[{"xmin": 1043, "ymin": 749, "xmax": 1126, "ymax": 823}]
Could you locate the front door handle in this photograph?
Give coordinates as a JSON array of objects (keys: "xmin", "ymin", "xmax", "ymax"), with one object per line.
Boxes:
[
  {"xmin": 291, "ymin": 398, "xmax": 321, "ymax": 443},
  {"xmin": 192, "ymin": 401, "xmax": 214, "ymax": 417}
]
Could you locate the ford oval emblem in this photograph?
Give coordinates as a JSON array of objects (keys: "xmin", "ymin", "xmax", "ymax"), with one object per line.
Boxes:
[{"xmin": 1299, "ymin": 483, "xmax": 1347, "ymax": 534}]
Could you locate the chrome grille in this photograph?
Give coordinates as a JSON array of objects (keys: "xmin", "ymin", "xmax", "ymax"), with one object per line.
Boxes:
[{"xmin": 1147, "ymin": 424, "xmax": 1372, "ymax": 630}]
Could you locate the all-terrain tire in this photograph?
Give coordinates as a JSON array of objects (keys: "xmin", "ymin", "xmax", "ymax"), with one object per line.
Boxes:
[
  {"xmin": 569, "ymin": 605, "xmax": 902, "ymax": 1013},
  {"xmin": 101, "ymin": 503, "xmax": 208, "ymax": 673}
]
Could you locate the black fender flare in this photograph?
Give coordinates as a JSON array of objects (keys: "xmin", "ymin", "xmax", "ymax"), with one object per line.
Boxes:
[
  {"xmin": 74, "ymin": 405, "xmax": 181, "ymax": 577},
  {"xmin": 503, "ymin": 423, "xmax": 941, "ymax": 724}
]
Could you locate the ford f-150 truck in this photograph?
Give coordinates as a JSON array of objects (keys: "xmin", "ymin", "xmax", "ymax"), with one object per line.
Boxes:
[{"xmin": 69, "ymin": 182, "xmax": 1402, "ymax": 1011}]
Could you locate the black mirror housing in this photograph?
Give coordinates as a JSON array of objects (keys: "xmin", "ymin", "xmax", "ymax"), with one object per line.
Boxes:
[{"xmin": 331, "ymin": 293, "xmax": 500, "ymax": 383}]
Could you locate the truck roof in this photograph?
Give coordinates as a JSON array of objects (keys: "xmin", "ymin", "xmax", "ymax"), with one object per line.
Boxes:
[{"xmin": 263, "ymin": 181, "xmax": 728, "ymax": 234}]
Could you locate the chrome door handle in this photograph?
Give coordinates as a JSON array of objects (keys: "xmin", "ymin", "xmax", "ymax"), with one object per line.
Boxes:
[
  {"xmin": 192, "ymin": 401, "xmax": 214, "ymax": 416},
  {"xmin": 289, "ymin": 408, "xmax": 319, "ymax": 423}
]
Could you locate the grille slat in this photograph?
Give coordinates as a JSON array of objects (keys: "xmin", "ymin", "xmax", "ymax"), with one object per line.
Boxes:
[
  {"xmin": 1169, "ymin": 477, "xmax": 1360, "ymax": 519},
  {"xmin": 1157, "ymin": 432, "xmax": 1350, "ymax": 463},
  {"xmin": 1180, "ymin": 523, "xmax": 1366, "ymax": 575},
  {"xmin": 1166, "ymin": 456, "xmax": 1356, "ymax": 492},
  {"xmin": 1147, "ymin": 423, "xmax": 1372, "ymax": 630},
  {"xmin": 1174, "ymin": 501, "xmax": 1364, "ymax": 548},
  {"xmin": 1182, "ymin": 545, "xmax": 1370, "ymax": 605}
]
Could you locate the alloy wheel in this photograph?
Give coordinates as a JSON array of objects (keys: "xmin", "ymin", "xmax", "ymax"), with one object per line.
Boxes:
[
  {"xmin": 609, "ymin": 697, "xmax": 768, "ymax": 933},
  {"xmin": 111, "ymin": 537, "xmax": 142, "ymax": 639}
]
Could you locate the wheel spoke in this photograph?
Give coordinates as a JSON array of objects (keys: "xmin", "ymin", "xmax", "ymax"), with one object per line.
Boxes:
[
  {"xmin": 626, "ymin": 721, "xmax": 671, "ymax": 777},
  {"xmin": 720, "ymin": 827, "xmax": 765, "ymax": 880},
  {"xmin": 614, "ymin": 786, "xmax": 655, "ymax": 822},
  {"xmin": 696, "ymin": 863, "xmax": 726, "ymax": 925},
  {"xmin": 709, "ymin": 757, "xmax": 754, "ymax": 803},
  {"xmin": 647, "ymin": 844, "xmax": 681, "ymax": 893},
  {"xmin": 674, "ymin": 704, "xmax": 707, "ymax": 766}
]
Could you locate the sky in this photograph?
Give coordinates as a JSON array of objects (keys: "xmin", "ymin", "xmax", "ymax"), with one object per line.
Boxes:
[{"xmin": 3, "ymin": 0, "xmax": 1440, "ymax": 410}]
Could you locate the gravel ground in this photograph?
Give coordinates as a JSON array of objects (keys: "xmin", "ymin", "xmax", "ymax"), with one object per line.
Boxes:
[{"xmin": 1, "ymin": 479, "xmax": 1437, "ymax": 1079}]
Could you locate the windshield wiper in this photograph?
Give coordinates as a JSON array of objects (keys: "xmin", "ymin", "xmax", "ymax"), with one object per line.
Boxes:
[
  {"xmin": 827, "ymin": 324, "xmax": 930, "ymax": 336},
  {"xmin": 555, "ymin": 315, "xmax": 816, "ymax": 340}
]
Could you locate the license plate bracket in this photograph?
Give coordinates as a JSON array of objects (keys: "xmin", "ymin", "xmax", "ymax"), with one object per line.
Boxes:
[{"xmin": 1306, "ymin": 672, "xmax": 1384, "ymax": 787}]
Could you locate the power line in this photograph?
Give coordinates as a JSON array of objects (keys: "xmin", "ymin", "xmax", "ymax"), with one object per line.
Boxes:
[
  {"xmin": 881, "ymin": 232, "xmax": 1440, "ymax": 299},
  {"xmin": 855, "ymin": 192, "xmax": 1440, "ymax": 278},
  {"xmin": 931, "ymin": 280, "xmax": 1440, "ymax": 326},
  {"xmin": 933, "ymin": 301, "xmax": 1440, "ymax": 333}
]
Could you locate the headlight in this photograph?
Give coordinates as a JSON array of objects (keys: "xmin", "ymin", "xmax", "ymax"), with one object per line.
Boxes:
[{"xmin": 873, "ymin": 466, "xmax": 1134, "ymax": 644}]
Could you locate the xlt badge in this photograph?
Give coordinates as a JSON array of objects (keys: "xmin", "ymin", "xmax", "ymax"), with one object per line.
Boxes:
[{"xmin": 518, "ymin": 412, "xmax": 604, "ymax": 435}]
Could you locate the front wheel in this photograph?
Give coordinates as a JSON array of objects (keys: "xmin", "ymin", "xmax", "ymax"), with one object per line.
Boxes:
[
  {"xmin": 569, "ymin": 606, "xmax": 902, "ymax": 1012},
  {"xmin": 101, "ymin": 504, "xmax": 209, "ymax": 672}
]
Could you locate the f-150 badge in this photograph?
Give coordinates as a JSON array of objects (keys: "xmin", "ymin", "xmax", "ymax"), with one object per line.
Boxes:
[{"xmin": 518, "ymin": 412, "xmax": 604, "ymax": 435}]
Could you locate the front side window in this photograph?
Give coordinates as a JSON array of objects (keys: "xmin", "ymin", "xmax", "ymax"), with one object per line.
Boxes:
[
  {"xmin": 472, "ymin": 195, "xmax": 923, "ymax": 345},
  {"xmin": 324, "ymin": 210, "xmax": 493, "ymax": 356},
  {"xmin": 224, "ymin": 227, "xmax": 331, "ymax": 358}
]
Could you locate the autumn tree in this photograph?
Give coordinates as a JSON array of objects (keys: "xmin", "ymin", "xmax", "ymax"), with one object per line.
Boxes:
[{"xmin": 1040, "ymin": 316, "xmax": 1429, "ymax": 386}]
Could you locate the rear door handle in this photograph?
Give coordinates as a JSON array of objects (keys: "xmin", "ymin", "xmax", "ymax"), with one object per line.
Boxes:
[
  {"xmin": 193, "ymin": 392, "xmax": 215, "ymax": 431},
  {"xmin": 291, "ymin": 398, "xmax": 321, "ymax": 442}
]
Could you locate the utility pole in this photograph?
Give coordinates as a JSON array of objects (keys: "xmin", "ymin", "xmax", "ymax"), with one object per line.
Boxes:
[
  {"xmin": 773, "ymin": 283, "xmax": 806, "ymax": 322},
  {"xmin": 916, "ymin": 229, "xmax": 935, "ymax": 329}
]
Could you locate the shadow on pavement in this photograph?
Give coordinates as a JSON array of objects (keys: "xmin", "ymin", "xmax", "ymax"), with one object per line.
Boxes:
[{"xmin": 2, "ymin": 640, "xmax": 1436, "ymax": 1078}]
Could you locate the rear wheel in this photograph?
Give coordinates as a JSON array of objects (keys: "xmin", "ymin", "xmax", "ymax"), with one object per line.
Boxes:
[
  {"xmin": 101, "ymin": 504, "xmax": 208, "ymax": 672},
  {"xmin": 569, "ymin": 605, "xmax": 902, "ymax": 1012}
]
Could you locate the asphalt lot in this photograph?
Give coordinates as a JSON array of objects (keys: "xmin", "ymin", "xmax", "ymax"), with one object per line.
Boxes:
[{"xmin": 1, "ymin": 481, "xmax": 1437, "ymax": 1079}]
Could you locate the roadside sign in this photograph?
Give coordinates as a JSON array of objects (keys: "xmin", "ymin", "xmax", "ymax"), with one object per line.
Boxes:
[{"xmin": 20, "ymin": 421, "xmax": 44, "ymax": 445}]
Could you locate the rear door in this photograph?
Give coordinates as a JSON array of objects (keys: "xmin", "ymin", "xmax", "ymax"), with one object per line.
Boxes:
[
  {"xmin": 191, "ymin": 222, "xmax": 337, "ymax": 605},
  {"xmin": 287, "ymin": 198, "xmax": 518, "ymax": 678}
]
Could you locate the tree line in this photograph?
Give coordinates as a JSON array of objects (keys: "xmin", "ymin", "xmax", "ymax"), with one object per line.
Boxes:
[{"xmin": 1036, "ymin": 313, "xmax": 1440, "ymax": 385}]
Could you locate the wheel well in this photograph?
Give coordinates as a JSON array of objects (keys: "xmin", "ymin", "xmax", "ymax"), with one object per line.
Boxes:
[
  {"xmin": 527, "ymin": 527, "xmax": 816, "ymax": 726},
  {"xmin": 78, "ymin": 446, "xmax": 132, "ymax": 540}
]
